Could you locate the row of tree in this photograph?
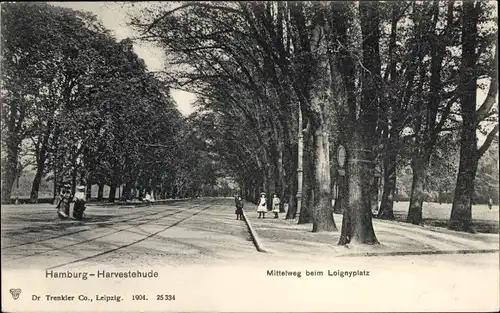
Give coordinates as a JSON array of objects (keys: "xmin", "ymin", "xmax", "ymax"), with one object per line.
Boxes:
[
  {"xmin": 1, "ymin": 3, "xmax": 219, "ymax": 204},
  {"xmin": 130, "ymin": 1, "xmax": 498, "ymax": 239}
]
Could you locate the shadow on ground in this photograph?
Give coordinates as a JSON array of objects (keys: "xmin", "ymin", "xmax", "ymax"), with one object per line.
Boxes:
[
  {"xmin": 1, "ymin": 213, "xmax": 134, "ymax": 238},
  {"xmin": 391, "ymin": 211, "xmax": 499, "ymax": 234}
]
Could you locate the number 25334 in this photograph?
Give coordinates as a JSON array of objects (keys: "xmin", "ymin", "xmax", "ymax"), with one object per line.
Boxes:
[{"xmin": 157, "ymin": 295, "xmax": 176, "ymax": 301}]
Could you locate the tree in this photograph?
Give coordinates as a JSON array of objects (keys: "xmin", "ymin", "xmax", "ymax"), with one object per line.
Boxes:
[
  {"xmin": 474, "ymin": 142, "xmax": 499, "ymax": 204},
  {"xmin": 130, "ymin": 1, "xmax": 342, "ymax": 231},
  {"xmin": 337, "ymin": 1, "xmax": 379, "ymax": 245},
  {"xmin": 2, "ymin": 3, "xmax": 183, "ymax": 203},
  {"xmin": 25, "ymin": 6, "xmax": 110, "ymax": 202},
  {"xmin": 1, "ymin": 3, "xmax": 55, "ymax": 202},
  {"xmin": 376, "ymin": 2, "xmax": 413, "ymax": 220},
  {"xmin": 404, "ymin": 1, "xmax": 460, "ymax": 225},
  {"xmin": 449, "ymin": 1, "xmax": 498, "ymax": 232}
]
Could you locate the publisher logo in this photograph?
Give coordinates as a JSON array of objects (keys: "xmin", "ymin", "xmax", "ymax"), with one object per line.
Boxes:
[{"xmin": 10, "ymin": 288, "xmax": 21, "ymax": 300}]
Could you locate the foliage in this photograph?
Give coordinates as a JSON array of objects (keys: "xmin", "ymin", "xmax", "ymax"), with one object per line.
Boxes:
[{"xmin": 1, "ymin": 2, "xmax": 195, "ymax": 202}]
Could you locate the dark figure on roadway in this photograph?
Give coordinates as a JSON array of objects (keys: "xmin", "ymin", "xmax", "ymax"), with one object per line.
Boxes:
[
  {"xmin": 56, "ymin": 184, "xmax": 72, "ymax": 218},
  {"xmin": 235, "ymin": 195, "xmax": 244, "ymax": 220},
  {"xmin": 73, "ymin": 185, "xmax": 87, "ymax": 220}
]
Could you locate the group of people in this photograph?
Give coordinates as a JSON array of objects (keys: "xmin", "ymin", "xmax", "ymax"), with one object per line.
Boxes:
[
  {"xmin": 56, "ymin": 184, "xmax": 87, "ymax": 220},
  {"xmin": 234, "ymin": 192, "xmax": 281, "ymax": 220}
]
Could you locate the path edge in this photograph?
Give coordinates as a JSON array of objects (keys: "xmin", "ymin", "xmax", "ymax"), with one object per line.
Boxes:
[{"xmin": 242, "ymin": 211, "xmax": 269, "ymax": 253}]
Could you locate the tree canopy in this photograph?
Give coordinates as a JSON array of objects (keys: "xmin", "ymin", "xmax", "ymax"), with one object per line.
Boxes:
[{"xmin": 1, "ymin": 1, "xmax": 498, "ymax": 238}]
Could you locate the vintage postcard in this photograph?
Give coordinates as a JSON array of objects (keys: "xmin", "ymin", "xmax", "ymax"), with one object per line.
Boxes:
[{"xmin": 1, "ymin": 1, "xmax": 499, "ymax": 312}]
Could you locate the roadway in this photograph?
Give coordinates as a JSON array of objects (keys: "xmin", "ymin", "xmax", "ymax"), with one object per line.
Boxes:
[
  {"xmin": 1, "ymin": 199, "xmax": 498, "ymax": 311},
  {"xmin": 1, "ymin": 199, "xmax": 259, "ymax": 270},
  {"xmin": 2, "ymin": 199, "xmax": 498, "ymax": 270}
]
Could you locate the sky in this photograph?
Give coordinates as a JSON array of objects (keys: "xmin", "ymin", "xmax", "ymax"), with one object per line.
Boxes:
[{"xmin": 51, "ymin": 2, "xmax": 197, "ymax": 116}]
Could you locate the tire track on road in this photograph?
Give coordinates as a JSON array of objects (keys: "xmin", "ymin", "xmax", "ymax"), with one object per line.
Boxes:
[
  {"xmin": 46, "ymin": 203, "xmax": 214, "ymax": 270},
  {"xmin": 1, "ymin": 204, "xmax": 186, "ymax": 250},
  {"xmin": 5, "ymin": 205, "xmax": 203, "ymax": 261}
]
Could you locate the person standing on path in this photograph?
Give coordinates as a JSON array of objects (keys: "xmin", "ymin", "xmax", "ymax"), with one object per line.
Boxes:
[
  {"xmin": 235, "ymin": 195, "xmax": 244, "ymax": 220},
  {"xmin": 257, "ymin": 192, "xmax": 267, "ymax": 218},
  {"xmin": 56, "ymin": 184, "xmax": 72, "ymax": 218},
  {"xmin": 272, "ymin": 194, "xmax": 280, "ymax": 218},
  {"xmin": 73, "ymin": 185, "xmax": 86, "ymax": 220},
  {"xmin": 488, "ymin": 198, "xmax": 493, "ymax": 210}
]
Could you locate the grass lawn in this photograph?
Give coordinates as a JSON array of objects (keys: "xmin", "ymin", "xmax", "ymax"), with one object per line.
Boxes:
[{"xmin": 389, "ymin": 201, "xmax": 499, "ymax": 234}]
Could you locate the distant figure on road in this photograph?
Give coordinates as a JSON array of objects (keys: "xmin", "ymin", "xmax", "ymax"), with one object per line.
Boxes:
[
  {"xmin": 488, "ymin": 198, "xmax": 493, "ymax": 210},
  {"xmin": 235, "ymin": 195, "xmax": 244, "ymax": 220},
  {"xmin": 272, "ymin": 194, "xmax": 280, "ymax": 219},
  {"xmin": 145, "ymin": 192, "xmax": 151, "ymax": 202},
  {"xmin": 257, "ymin": 192, "xmax": 267, "ymax": 218}
]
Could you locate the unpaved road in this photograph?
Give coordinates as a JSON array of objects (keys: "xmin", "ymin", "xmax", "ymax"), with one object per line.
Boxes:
[
  {"xmin": 1, "ymin": 199, "xmax": 259, "ymax": 270},
  {"xmin": 1, "ymin": 199, "xmax": 498, "ymax": 312}
]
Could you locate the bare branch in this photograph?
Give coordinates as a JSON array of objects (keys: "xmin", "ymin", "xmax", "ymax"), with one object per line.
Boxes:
[
  {"xmin": 476, "ymin": 42, "xmax": 498, "ymax": 122},
  {"xmin": 434, "ymin": 93, "xmax": 460, "ymax": 134},
  {"xmin": 137, "ymin": 3, "xmax": 242, "ymax": 36},
  {"xmin": 477, "ymin": 124, "xmax": 499, "ymax": 158}
]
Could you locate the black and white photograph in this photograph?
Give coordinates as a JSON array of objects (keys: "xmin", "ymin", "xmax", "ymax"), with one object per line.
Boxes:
[{"xmin": 1, "ymin": 1, "xmax": 499, "ymax": 312}]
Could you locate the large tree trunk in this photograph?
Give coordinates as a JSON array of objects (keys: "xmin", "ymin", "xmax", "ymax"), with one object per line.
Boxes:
[
  {"xmin": 370, "ymin": 174, "xmax": 380, "ymax": 214},
  {"xmin": 266, "ymin": 164, "xmax": 276, "ymax": 211},
  {"xmin": 285, "ymin": 148, "xmax": 298, "ymax": 219},
  {"xmin": 312, "ymin": 130, "xmax": 337, "ymax": 232},
  {"xmin": 97, "ymin": 183, "xmax": 105, "ymax": 201},
  {"xmin": 286, "ymin": 193, "xmax": 296, "ymax": 219},
  {"xmin": 407, "ymin": 2, "xmax": 455, "ymax": 225},
  {"xmin": 333, "ymin": 174, "xmax": 341, "ymax": 214},
  {"xmin": 449, "ymin": 152, "xmax": 478, "ymax": 232},
  {"xmin": 378, "ymin": 145, "xmax": 397, "ymax": 220},
  {"xmin": 449, "ymin": 1, "xmax": 479, "ymax": 232},
  {"xmin": 30, "ymin": 167, "xmax": 44, "ymax": 204},
  {"xmin": 338, "ymin": 131, "xmax": 379, "ymax": 245},
  {"xmin": 331, "ymin": 4, "xmax": 355, "ymax": 217},
  {"xmin": 298, "ymin": 129, "xmax": 314, "ymax": 224},
  {"xmin": 376, "ymin": 3, "xmax": 400, "ymax": 221},
  {"xmin": 109, "ymin": 184, "xmax": 117, "ymax": 203},
  {"xmin": 1, "ymin": 93, "xmax": 26, "ymax": 204},
  {"xmin": 253, "ymin": 184, "xmax": 259, "ymax": 204},
  {"xmin": 1, "ymin": 141, "xmax": 20, "ymax": 203},
  {"xmin": 277, "ymin": 140, "xmax": 287, "ymax": 212},
  {"xmin": 292, "ymin": 103, "xmax": 304, "ymax": 219},
  {"xmin": 407, "ymin": 155, "xmax": 429, "ymax": 225},
  {"xmin": 30, "ymin": 127, "xmax": 52, "ymax": 203},
  {"xmin": 330, "ymin": 140, "xmax": 342, "ymax": 214},
  {"xmin": 338, "ymin": 1, "xmax": 380, "ymax": 245},
  {"xmin": 262, "ymin": 169, "xmax": 267, "ymax": 194}
]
